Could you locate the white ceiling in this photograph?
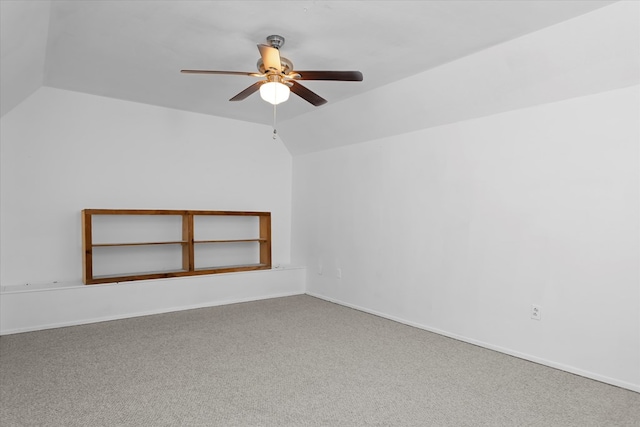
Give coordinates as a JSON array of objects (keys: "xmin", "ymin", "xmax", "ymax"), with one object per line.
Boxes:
[{"xmin": 1, "ymin": 1, "xmax": 618, "ymax": 130}]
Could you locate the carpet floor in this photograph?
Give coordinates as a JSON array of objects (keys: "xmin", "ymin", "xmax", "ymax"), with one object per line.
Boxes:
[{"xmin": 1, "ymin": 295, "xmax": 638, "ymax": 426}]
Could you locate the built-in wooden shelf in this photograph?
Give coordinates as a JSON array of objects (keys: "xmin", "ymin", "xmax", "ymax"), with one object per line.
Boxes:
[{"xmin": 82, "ymin": 209, "xmax": 271, "ymax": 285}]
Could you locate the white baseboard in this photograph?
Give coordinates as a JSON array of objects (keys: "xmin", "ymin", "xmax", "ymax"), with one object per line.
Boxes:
[
  {"xmin": 306, "ymin": 292, "xmax": 640, "ymax": 394},
  {"xmin": 1, "ymin": 291, "xmax": 305, "ymax": 335},
  {"xmin": 0, "ymin": 267, "xmax": 306, "ymax": 335}
]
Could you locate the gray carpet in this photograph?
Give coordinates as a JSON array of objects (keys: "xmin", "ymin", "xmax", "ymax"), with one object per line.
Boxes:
[{"xmin": 1, "ymin": 295, "xmax": 638, "ymax": 426}]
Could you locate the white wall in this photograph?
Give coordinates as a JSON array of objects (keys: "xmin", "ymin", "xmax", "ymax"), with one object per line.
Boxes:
[
  {"xmin": 0, "ymin": 86, "xmax": 293, "ymax": 286},
  {"xmin": 292, "ymin": 85, "xmax": 640, "ymax": 391}
]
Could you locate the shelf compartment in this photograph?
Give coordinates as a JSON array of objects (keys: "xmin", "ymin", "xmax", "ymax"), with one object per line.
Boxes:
[
  {"xmin": 194, "ymin": 241, "xmax": 260, "ymax": 270},
  {"xmin": 193, "ymin": 215, "xmax": 259, "ymax": 241},
  {"xmin": 91, "ymin": 244, "xmax": 185, "ymax": 278},
  {"xmin": 91, "ymin": 214, "xmax": 183, "ymax": 245}
]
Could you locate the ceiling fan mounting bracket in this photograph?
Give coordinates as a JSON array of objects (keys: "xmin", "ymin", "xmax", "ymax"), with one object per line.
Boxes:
[{"xmin": 266, "ymin": 35, "xmax": 285, "ymax": 49}]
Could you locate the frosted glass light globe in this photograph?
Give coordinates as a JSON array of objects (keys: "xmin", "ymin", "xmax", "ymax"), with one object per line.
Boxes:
[{"xmin": 260, "ymin": 82, "xmax": 290, "ymax": 105}]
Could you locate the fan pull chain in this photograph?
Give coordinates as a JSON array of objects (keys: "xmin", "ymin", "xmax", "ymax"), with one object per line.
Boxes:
[{"xmin": 272, "ymin": 103, "xmax": 278, "ymax": 140}]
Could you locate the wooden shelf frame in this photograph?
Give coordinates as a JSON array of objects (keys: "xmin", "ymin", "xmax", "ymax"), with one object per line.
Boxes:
[{"xmin": 82, "ymin": 209, "xmax": 271, "ymax": 285}]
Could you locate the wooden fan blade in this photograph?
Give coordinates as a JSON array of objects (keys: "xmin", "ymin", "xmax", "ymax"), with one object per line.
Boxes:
[
  {"xmin": 290, "ymin": 81, "xmax": 327, "ymax": 106},
  {"xmin": 293, "ymin": 71, "xmax": 363, "ymax": 81},
  {"xmin": 257, "ymin": 44, "xmax": 282, "ymax": 73},
  {"xmin": 181, "ymin": 70, "xmax": 263, "ymax": 77},
  {"xmin": 229, "ymin": 81, "xmax": 265, "ymax": 101}
]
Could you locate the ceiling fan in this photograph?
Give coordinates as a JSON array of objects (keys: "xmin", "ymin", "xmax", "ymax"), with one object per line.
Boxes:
[{"xmin": 181, "ymin": 35, "xmax": 363, "ymax": 107}]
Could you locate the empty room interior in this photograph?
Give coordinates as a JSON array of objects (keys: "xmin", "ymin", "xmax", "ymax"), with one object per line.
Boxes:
[{"xmin": 1, "ymin": 1, "xmax": 639, "ymax": 425}]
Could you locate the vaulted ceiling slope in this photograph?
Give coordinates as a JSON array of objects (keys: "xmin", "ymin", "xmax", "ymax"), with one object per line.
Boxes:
[
  {"xmin": 281, "ymin": 1, "xmax": 639, "ymax": 154},
  {"xmin": 2, "ymin": 1, "xmax": 633, "ymax": 153},
  {"xmin": 1, "ymin": 0, "xmax": 50, "ymax": 118}
]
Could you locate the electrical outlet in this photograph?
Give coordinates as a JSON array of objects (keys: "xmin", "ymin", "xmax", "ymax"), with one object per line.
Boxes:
[
  {"xmin": 336, "ymin": 268, "xmax": 342, "ymax": 279},
  {"xmin": 531, "ymin": 304, "xmax": 542, "ymax": 320},
  {"xmin": 318, "ymin": 261, "xmax": 323, "ymax": 276}
]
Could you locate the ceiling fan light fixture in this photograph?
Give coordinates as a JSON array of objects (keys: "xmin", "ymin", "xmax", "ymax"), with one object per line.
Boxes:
[
  {"xmin": 182, "ymin": 35, "xmax": 362, "ymax": 108},
  {"xmin": 260, "ymin": 81, "xmax": 290, "ymax": 105}
]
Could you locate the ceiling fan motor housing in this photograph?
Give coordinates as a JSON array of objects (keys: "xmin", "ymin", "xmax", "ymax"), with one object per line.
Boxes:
[{"xmin": 257, "ymin": 57, "xmax": 293, "ymax": 75}]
